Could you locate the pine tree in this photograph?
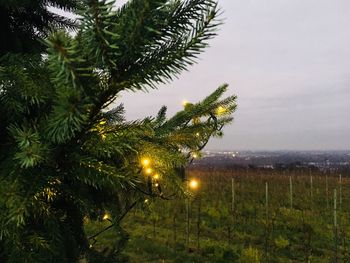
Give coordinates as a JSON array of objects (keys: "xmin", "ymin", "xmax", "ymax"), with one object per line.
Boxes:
[
  {"xmin": 0, "ymin": 0, "xmax": 81, "ymax": 55},
  {"xmin": 0, "ymin": 0, "xmax": 237, "ymax": 262}
]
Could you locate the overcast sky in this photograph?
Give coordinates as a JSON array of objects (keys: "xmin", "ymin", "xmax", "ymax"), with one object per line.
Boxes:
[
  {"xmin": 119, "ymin": 0, "xmax": 350, "ymax": 151},
  {"xmin": 53, "ymin": 1, "xmax": 350, "ymax": 151}
]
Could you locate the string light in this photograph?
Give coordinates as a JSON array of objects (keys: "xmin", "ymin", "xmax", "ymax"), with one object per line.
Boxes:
[
  {"xmin": 153, "ymin": 174, "xmax": 160, "ymax": 180},
  {"xmin": 216, "ymin": 106, "xmax": 227, "ymax": 116},
  {"xmin": 141, "ymin": 158, "xmax": 151, "ymax": 167},
  {"xmin": 192, "ymin": 153, "xmax": 198, "ymax": 159},
  {"xmin": 102, "ymin": 213, "xmax": 110, "ymax": 221},
  {"xmin": 189, "ymin": 179, "xmax": 199, "ymax": 190},
  {"xmin": 145, "ymin": 168, "xmax": 152, "ymax": 174},
  {"xmin": 155, "ymin": 183, "xmax": 159, "ymax": 187},
  {"xmin": 182, "ymin": 100, "xmax": 189, "ymax": 106},
  {"xmin": 195, "ymin": 132, "xmax": 200, "ymax": 137},
  {"xmin": 144, "ymin": 199, "xmax": 149, "ymax": 203}
]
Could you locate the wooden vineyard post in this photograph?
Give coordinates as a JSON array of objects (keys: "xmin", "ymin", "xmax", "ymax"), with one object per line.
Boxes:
[
  {"xmin": 186, "ymin": 185, "xmax": 190, "ymax": 249},
  {"xmin": 265, "ymin": 182, "xmax": 269, "ymax": 259},
  {"xmin": 339, "ymin": 174, "xmax": 342, "ymax": 210},
  {"xmin": 310, "ymin": 169, "xmax": 313, "ymax": 206},
  {"xmin": 334, "ymin": 189, "xmax": 338, "ymax": 263},
  {"xmin": 196, "ymin": 196, "xmax": 201, "ymax": 251},
  {"xmin": 230, "ymin": 177, "xmax": 235, "ymax": 245},
  {"xmin": 326, "ymin": 173, "xmax": 329, "ymax": 210},
  {"xmin": 231, "ymin": 178, "xmax": 235, "ymax": 215},
  {"xmin": 290, "ymin": 175, "xmax": 293, "ymax": 209},
  {"xmin": 265, "ymin": 181, "xmax": 268, "ymax": 217}
]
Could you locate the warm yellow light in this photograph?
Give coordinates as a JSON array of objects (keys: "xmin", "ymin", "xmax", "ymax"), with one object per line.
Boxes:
[
  {"xmin": 153, "ymin": 174, "xmax": 160, "ymax": 180},
  {"xmin": 195, "ymin": 132, "xmax": 200, "ymax": 137},
  {"xmin": 145, "ymin": 168, "xmax": 152, "ymax": 174},
  {"xmin": 189, "ymin": 179, "xmax": 199, "ymax": 190},
  {"xmin": 141, "ymin": 158, "xmax": 151, "ymax": 167},
  {"xmin": 192, "ymin": 153, "xmax": 198, "ymax": 159},
  {"xmin": 144, "ymin": 199, "xmax": 149, "ymax": 203},
  {"xmin": 102, "ymin": 213, "xmax": 110, "ymax": 221},
  {"xmin": 216, "ymin": 106, "xmax": 227, "ymax": 115},
  {"xmin": 155, "ymin": 183, "xmax": 159, "ymax": 187},
  {"xmin": 182, "ymin": 100, "xmax": 189, "ymax": 106}
]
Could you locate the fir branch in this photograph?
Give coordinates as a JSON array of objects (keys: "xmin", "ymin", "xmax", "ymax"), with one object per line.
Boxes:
[{"xmin": 116, "ymin": 1, "xmax": 221, "ymax": 91}]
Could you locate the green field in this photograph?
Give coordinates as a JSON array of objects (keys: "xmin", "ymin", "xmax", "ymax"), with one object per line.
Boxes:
[{"xmin": 86, "ymin": 168, "xmax": 350, "ymax": 262}]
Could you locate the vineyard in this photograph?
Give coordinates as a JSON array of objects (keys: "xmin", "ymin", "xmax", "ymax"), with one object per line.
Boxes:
[{"xmin": 86, "ymin": 168, "xmax": 350, "ymax": 262}]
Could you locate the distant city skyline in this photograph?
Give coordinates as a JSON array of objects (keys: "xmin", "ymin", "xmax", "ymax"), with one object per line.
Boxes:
[{"xmin": 52, "ymin": 0, "xmax": 350, "ymax": 151}]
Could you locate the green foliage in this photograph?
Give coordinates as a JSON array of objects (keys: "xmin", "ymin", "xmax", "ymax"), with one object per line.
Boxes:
[
  {"xmin": 274, "ymin": 235, "xmax": 289, "ymax": 249},
  {"xmin": 0, "ymin": 0, "xmax": 81, "ymax": 55},
  {"xmin": 0, "ymin": 0, "xmax": 236, "ymax": 262},
  {"xmin": 240, "ymin": 246, "xmax": 261, "ymax": 263}
]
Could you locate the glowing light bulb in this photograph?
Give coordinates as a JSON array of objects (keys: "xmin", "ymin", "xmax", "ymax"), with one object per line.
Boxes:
[
  {"xmin": 216, "ymin": 106, "xmax": 226, "ymax": 115},
  {"xmin": 155, "ymin": 183, "xmax": 159, "ymax": 187},
  {"xmin": 192, "ymin": 153, "xmax": 198, "ymax": 159},
  {"xmin": 195, "ymin": 132, "xmax": 200, "ymax": 137},
  {"xmin": 153, "ymin": 174, "xmax": 160, "ymax": 180},
  {"xmin": 145, "ymin": 168, "xmax": 152, "ymax": 174},
  {"xmin": 144, "ymin": 199, "xmax": 149, "ymax": 203},
  {"xmin": 102, "ymin": 213, "xmax": 110, "ymax": 221},
  {"xmin": 141, "ymin": 158, "xmax": 151, "ymax": 167},
  {"xmin": 189, "ymin": 179, "xmax": 199, "ymax": 190},
  {"xmin": 182, "ymin": 100, "xmax": 189, "ymax": 107}
]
